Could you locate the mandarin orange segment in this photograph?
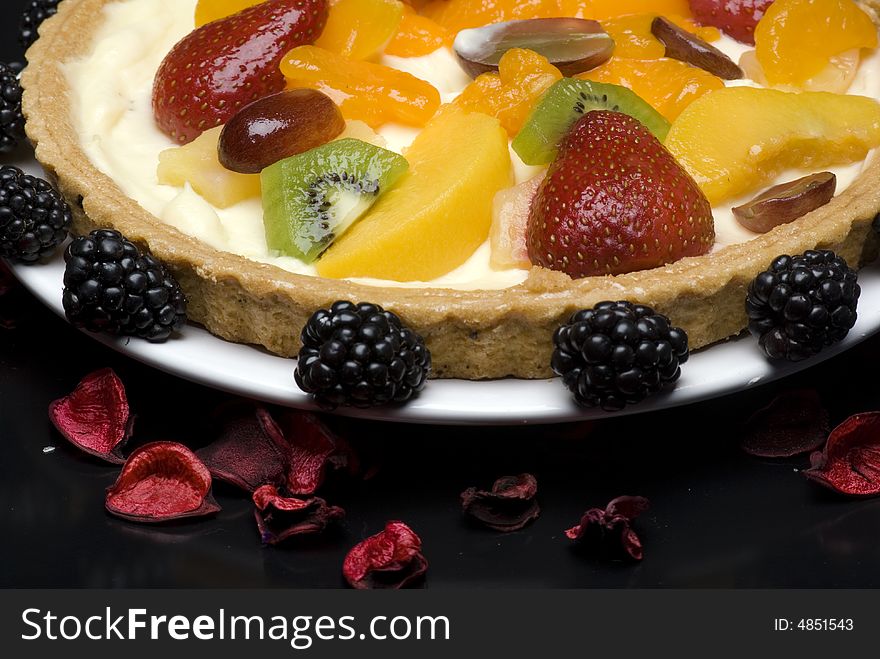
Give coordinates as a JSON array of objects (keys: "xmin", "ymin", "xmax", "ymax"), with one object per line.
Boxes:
[
  {"xmin": 315, "ymin": 0, "xmax": 404, "ymax": 60},
  {"xmin": 194, "ymin": 0, "xmax": 263, "ymax": 26},
  {"xmin": 580, "ymin": 0, "xmax": 693, "ymax": 19},
  {"xmin": 385, "ymin": 7, "xmax": 451, "ymax": 57},
  {"xmin": 421, "ymin": 0, "xmax": 697, "ymax": 32},
  {"xmin": 755, "ymin": 0, "xmax": 878, "ymax": 88},
  {"xmin": 577, "ymin": 57, "xmax": 724, "ymax": 120},
  {"xmin": 602, "ymin": 14, "xmax": 720, "ymax": 59},
  {"xmin": 555, "ymin": 0, "xmax": 588, "ymax": 17},
  {"xmin": 281, "ymin": 45, "xmax": 440, "ymax": 127},
  {"xmin": 741, "ymin": 48, "xmax": 862, "ymax": 93},
  {"xmin": 453, "ymin": 48, "xmax": 562, "ymax": 135},
  {"xmin": 422, "ymin": 0, "xmax": 559, "ymax": 33}
]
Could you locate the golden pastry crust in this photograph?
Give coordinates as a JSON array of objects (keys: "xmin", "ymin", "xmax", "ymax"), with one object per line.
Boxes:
[{"xmin": 22, "ymin": 0, "xmax": 880, "ymax": 379}]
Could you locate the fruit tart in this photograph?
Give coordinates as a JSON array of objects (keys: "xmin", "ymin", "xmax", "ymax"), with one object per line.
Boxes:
[{"xmin": 20, "ymin": 0, "xmax": 880, "ymax": 380}]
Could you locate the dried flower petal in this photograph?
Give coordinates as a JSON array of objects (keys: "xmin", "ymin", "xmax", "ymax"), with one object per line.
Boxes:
[
  {"xmin": 565, "ymin": 495, "xmax": 650, "ymax": 561},
  {"xmin": 105, "ymin": 442, "xmax": 220, "ymax": 523},
  {"xmin": 252, "ymin": 484, "xmax": 344, "ymax": 545},
  {"xmin": 460, "ymin": 473, "xmax": 540, "ymax": 532},
  {"xmin": 197, "ymin": 407, "xmax": 359, "ymax": 495},
  {"xmin": 265, "ymin": 411, "xmax": 359, "ymax": 495},
  {"xmin": 196, "ymin": 405, "xmax": 286, "ymax": 492},
  {"xmin": 804, "ymin": 412, "xmax": 880, "ymax": 496},
  {"xmin": 48, "ymin": 368, "xmax": 133, "ymax": 464},
  {"xmin": 740, "ymin": 389, "xmax": 829, "ymax": 458},
  {"xmin": 343, "ymin": 521, "xmax": 427, "ymax": 589},
  {"xmin": 605, "ymin": 495, "xmax": 651, "ymax": 519}
]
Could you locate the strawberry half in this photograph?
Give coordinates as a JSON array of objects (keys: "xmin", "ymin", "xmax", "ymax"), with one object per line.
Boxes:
[
  {"xmin": 153, "ymin": 0, "xmax": 328, "ymax": 144},
  {"xmin": 527, "ymin": 111, "xmax": 714, "ymax": 279},
  {"xmin": 688, "ymin": 0, "xmax": 775, "ymax": 45}
]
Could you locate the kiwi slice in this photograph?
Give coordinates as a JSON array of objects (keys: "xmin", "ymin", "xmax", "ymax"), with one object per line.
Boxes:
[
  {"xmin": 512, "ymin": 78, "xmax": 671, "ymax": 166},
  {"xmin": 261, "ymin": 138, "xmax": 409, "ymax": 263}
]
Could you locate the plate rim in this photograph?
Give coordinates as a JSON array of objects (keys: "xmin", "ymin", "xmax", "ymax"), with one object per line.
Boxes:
[{"xmin": 9, "ymin": 254, "xmax": 880, "ymax": 426}]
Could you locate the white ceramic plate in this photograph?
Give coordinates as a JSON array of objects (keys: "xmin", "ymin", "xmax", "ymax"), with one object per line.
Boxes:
[{"xmin": 9, "ymin": 154, "xmax": 880, "ymax": 425}]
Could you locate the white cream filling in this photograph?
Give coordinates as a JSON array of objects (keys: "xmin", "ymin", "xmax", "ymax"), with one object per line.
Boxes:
[{"xmin": 63, "ymin": 0, "xmax": 880, "ymax": 290}]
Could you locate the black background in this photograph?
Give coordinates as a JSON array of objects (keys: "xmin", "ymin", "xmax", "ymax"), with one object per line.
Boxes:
[{"xmin": 3, "ymin": 0, "xmax": 880, "ymax": 589}]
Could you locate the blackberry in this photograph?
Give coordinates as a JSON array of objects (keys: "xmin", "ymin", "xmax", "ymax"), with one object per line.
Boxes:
[
  {"xmin": 746, "ymin": 250, "xmax": 859, "ymax": 361},
  {"xmin": 551, "ymin": 301, "xmax": 689, "ymax": 411},
  {"xmin": 62, "ymin": 229, "xmax": 187, "ymax": 342},
  {"xmin": 0, "ymin": 165, "xmax": 71, "ymax": 263},
  {"xmin": 20, "ymin": 0, "xmax": 62, "ymax": 50},
  {"xmin": 295, "ymin": 301, "xmax": 431, "ymax": 408},
  {"xmin": 0, "ymin": 62, "xmax": 26, "ymax": 154}
]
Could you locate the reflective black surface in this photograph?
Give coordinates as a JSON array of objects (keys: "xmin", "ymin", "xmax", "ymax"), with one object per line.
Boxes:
[{"xmin": 3, "ymin": 0, "xmax": 880, "ymax": 589}]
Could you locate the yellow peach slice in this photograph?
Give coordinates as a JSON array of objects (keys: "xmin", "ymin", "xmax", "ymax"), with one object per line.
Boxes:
[
  {"xmin": 316, "ymin": 107, "xmax": 512, "ymax": 280},
  {"xmin": 665, "ymin": 87, "xmax": 880, "ymax": 204}
]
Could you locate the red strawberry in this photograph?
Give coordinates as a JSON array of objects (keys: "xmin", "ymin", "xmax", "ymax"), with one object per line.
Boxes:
[
  {"xmin": 152, "ymin": 0, "xmax": 328, "ymax": 144},
  {"xmin": 527, "ymin": 111, "xmax": 714, "ymax": 279},
  {"xmin": 688, "ymin": 0, "xmax": 775, "ymax": 45}
]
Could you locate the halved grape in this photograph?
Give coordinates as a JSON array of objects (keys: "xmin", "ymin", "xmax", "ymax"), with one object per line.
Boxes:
[
  {"xmin": 733, "ymin": 172, "xmax": 836, "ymax": 233},
  {"xmin": 219, "ymin": 89, "xmax": 345, "ymax": 174},
  {"xmin": 453, "ymin": 18, "xmax": 615, "ymax": 78}
]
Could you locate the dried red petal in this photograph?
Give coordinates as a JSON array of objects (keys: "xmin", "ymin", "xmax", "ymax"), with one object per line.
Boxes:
[
  {"xmin": 460, "ymin": 473, "xmax": 541, "ymax": 532},
  {"xmin": 804, "ymin": 412, "xmax": 880, "ymax": 497},
  {"xmin": 605, "ymin": 495, "xmax": 651, "ymax": 520},
  {"xmin": 564, "ymin": 509, "xmax": 604, "ymax": 541},
  {"xmin": 48, "ymin": 368, "xmax": 133, "ymax": 464},
  {"xmin": 343, "ymin": 521, "xmax": 427, "ymax": 589},
  {"xmin": 740, "ymin": 389, "xmax": 829, "ymax": 458},
  {"xmin": 196, "ymin": 405, "xmax": 286, "ymax": 492},
  {"xmin": 565, "ymin": 495, "xmax": 650, "ymax": 561},
  {"xmin": 252, "ymin": 484, "xmax": 344, "ymax": 545},
  {"xmin": 620, "ymin": 526, "xmax": 644, "ymax": 561},
  {"xmin": 197, "ymin": 406, "xmax": 359, "ymax": 495},
  {"xmin": 253, "ymin": 484, "xmax": 311, "ymax": 512},
  {"xmin": 264, "ymin": 411, "xmax": 359, "ymax": 495},
  {"xmin": 105, "ymin": 442, "xmax": 220, "ymax": 523}
]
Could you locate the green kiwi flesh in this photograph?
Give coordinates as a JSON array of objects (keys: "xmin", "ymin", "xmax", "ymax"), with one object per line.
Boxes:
[
  {"xmin": 261, "ymin": 138, "xmax": 409, "ymax": 263},
  {"xmin": 512, "ymin": 78, "xmax": 671, "ymax": 166}
]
